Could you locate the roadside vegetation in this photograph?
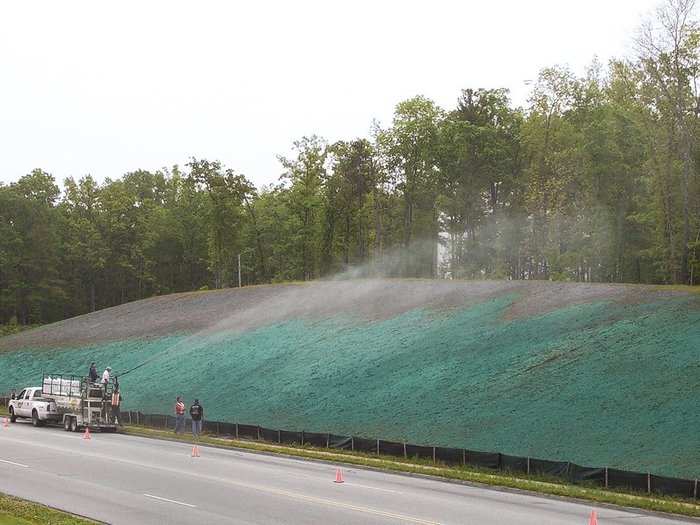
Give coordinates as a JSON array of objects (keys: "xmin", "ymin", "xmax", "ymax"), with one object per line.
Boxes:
[
  {"xmin": 0, "ymin": 493, "xmax": 95, "ymax": 525},
  {"xmin": 122, "ymin": 424, "xmax": 700, "ymax": 519}
]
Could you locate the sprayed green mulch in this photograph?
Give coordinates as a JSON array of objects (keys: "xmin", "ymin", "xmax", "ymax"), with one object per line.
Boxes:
[{"xmin": 1, "ymin": 292, "xmax": 699, "ymax": 478}]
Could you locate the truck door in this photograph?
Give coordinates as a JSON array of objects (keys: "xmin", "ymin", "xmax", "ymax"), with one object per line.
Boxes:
[
  {"xmin": 18, "ymin": 389, "xmax": 31, "ymax": 417},
  {"xmin": 13, "ymin": 389, "xmax": 26, "ymax": 416}
]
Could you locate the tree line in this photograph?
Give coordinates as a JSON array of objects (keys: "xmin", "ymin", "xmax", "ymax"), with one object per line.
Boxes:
[{"xmin": 1, "ymin": 0, "xmax": 699, "ymax": 326}]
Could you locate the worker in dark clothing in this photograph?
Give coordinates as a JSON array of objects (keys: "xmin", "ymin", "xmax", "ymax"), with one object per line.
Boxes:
[
  {"xmin": 190, "ymin": 399, "xmax": 204, "ymax": 439},
  {"xmin": 89, "ymin": 363, "xmax": 98, "ymax": 383}
]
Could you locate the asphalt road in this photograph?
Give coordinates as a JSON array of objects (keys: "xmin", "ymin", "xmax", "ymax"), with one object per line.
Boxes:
[{"xmin": 0, "ymin": 421, "xmax": 693, "ymax": 525}]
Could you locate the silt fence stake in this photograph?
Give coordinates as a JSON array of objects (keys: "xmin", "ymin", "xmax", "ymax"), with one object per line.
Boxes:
[
  {"xmin": 432, "ymin": 447, "xmax": 436, "ymax": 464},
  {"xmin": 235, "ymin": 423, "xmax": 239, "ymax": 439},
  {"xmin": 694, "ymin": 479, "xmax": 698, "ymax": 499},
  {"xmin": 527, "ymin": 457, "xmax": 530, "ymax": 475},
  {"xmin": 403, "ymin": 442, "xmax": 407, "ymax": 459},
  {"xmin": 647, "ymin": 473, "xmax": 651, "ymax": 494},
  {"xmin": 604, "ymin": 467, "xmax": 609, "ymax": 489},
  {"xmin": 376, "ymin": 439, "xmax": 380, "ymax": 455}
]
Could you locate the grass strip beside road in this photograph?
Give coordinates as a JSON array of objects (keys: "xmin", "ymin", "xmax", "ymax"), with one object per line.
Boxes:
[
  {"xmin": 0, "ymin": 494, "xmax": 96, "ymax": 525},
  {"xmin": 122, "ymin": 425, "xmax": 700, "ymax": 520}
]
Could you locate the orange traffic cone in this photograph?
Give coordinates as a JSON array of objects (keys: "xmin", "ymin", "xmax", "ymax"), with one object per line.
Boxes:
[
  {"xmin": 334, "ymin": 468, "xmax": 344, "ymax": 483},
  {"xmin": 191, "ymin": 445, "xmax": 200, "ymax": 457},
  {"xmin": 588, "ymin": 510, "xmax": 598, "ymax": 525},
  {"xmin": 83, "ymin": 427, "xmax": 91, "ymax": 440}
]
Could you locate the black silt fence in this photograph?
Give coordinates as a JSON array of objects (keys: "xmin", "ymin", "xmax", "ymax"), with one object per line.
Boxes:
[
  {"xmin": 466, "ymin": 450, "xmax": 500, "ymax": 470},
  {"xmin": 652, "ymin": 475, "xmax": 697, "ymax": 499},
  {"xmin": 405, "ymin": 444, "xmax": 433, "ymax": 461},
  {"xmin": 378, "ymin": 440, "xmax": 405, "ymax": 458},
  {"xmin": 501, "ymin": 454, "xmax": 528, "ymax": 474},
  {"xmin": 260, "ymin": 427, "xmax": 279, "ymax": 443},
  {"xmin": 279, "ymin": 430, "xmax": 302, "ymax": 445},
  {"xmin": 435, "ymin": 447, "xmax": 463, "ymax": 466},
  {"xmin": 352, "ymin": 436, "xmax": 377, "ymax": 453},
  {"xmin": 329, "ymin": 434, "xmax": 352, "ymax": 450},
  {"xmin": 303, "ymin": 431, "xmax": 328, "ymax": 448},
  {"xmin": 237, "ymin": 424, "xmax": 259, "ymax": 440},
  {"xmin": 607, "ymin": 468, "xmax": 650, "ymax": 492},
  {"xmin": 119, "ymin": 409, "xmax": 699, "ymax": 501},
  {"xmin": 569, "ymin": 464, "xmax": 606, "ymax": 485}
]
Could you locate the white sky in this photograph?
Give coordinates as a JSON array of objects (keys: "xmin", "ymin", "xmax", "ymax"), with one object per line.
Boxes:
[{"xmin": 0, "ymin": 0, "xmax": 661, "ymax": 188}]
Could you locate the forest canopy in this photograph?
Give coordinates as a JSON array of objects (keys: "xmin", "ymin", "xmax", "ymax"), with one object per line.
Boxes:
[{"xmin": 1, "ymin": 1, "xmax": 699, "ymax": 325}]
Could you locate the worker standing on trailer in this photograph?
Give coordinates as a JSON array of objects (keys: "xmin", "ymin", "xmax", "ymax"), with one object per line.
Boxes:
[
  {"xmin": 89, "ymin": 362, "xmax": 98, "ymax": 383},
  {"xmin": 101, "ymin": 366, "xmax": 111, "ymax": 385}
]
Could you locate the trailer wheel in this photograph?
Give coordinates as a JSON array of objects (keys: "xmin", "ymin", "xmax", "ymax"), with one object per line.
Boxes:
[
  {"xmin": 32, "ymin": 410, "xmax": 43, "ymax": 427},
  {"xmin": 9, "ymin": 407, "xmax": 16, "ymax": 423},
  {"xmin": 64, "ymin": 417, "xmax": 71, "ymax": 431},
  {"xmin": 70, "ymin": 418, "xmax": 78, "ymax": 432}
]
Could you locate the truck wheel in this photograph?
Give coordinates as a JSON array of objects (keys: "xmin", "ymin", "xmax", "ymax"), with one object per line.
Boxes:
[
  {"xmin": 64, "ymin": 417, "xmax": 71, "ymax": 431},
  {"xmin": 32, "ymin": 410, "xmax": 42, "ymax": 427},
  {"xmin": 9, "ymin": 407, "xmax": 16, "ymax": 423},
  {"xmin": 70, "ymin": 418, "xmax": 78, "ymax": 432}
]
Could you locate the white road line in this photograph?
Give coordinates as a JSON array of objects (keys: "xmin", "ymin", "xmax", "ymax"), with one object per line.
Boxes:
[
  {"xmin": 143, "ymin": 493, "xmax": 196, "ymax": 508},
  {"xmin": 0, "ymin": 459, "xmax": 29, "ymax": 468},
  {"xmin": 347, "ymin": 482, "xmax": 403, "ymax": 495}
]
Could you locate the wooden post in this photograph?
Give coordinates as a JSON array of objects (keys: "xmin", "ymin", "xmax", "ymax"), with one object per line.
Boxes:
[
  {"xmin": 647, "ymin": 473, "xmax": 651, "ymax": 494},
  {"xmin": 694, "ymin": 479, "xmax": 698, "ymax": 499},
  {"xmin": 326, "ymin": 433, "xmax": 330, "ymax": 448},
  {"xmin": 527, "ymin": 457, "xmax": 531, "ymax": 475},
  {"xmin": 277, "ymin": 430, "xmax": 281, "ymax": 444},
  {"xmin": 462, "ymin": 449, "xmax": 466, "ymax": 466},
  {"xmin": 403, "ymin": 442, "xmax": 407, "ymax": 459},
  {"xmin": 351, "ymin": 437, "xmax": 354, "ymax": 452},
  {"xmin": 301, "ymin": 431, "xmax": 304, "ymax": 445},
  {"xmin": 376, "ymin": 439, "xmax": 380, "ymax": 455},
  {"xmin": 235, "ymin": 423, "xmax": 239, "ymax": 439},
  {"xmin": 604, "ymin": 467, "xmax": 609, "ymax": 489},
  {"xmin": 257, "ymin": 426, "xmax": 261, "ymax": 441},
  {"xmin": 432, "ymin": 447, "xmax": 436, "ymax": 464}
]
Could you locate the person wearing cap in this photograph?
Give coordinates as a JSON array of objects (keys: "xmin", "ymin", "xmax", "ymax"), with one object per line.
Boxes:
[
  {"xmin": 189, "ymin": 399, "xmax": 204, "ymax": 439},
  {"xmin": 102, "ymin": 367, "xmax": 112, "ymax": 385}
]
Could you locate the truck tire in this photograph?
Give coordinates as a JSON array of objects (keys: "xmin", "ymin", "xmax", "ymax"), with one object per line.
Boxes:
[
  {"xmin": 32, "ymin": 410, "xmax": 43, "ymax": 427},
  {"xmin": 70, "ymin": 418, "xmax": 78, "ymax": 432},
  {"xmin": 9, "ymin": 407, "xmax": 16, "ymax": 423},
  {"xmin": 64, "ymin": 417, "xmax": 71, "ymax": 431}
]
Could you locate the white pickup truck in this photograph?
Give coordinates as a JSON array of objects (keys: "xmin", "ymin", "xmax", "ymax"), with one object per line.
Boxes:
[
  {"xmin": 8, "ymin": 387, "xmax": 59, "ymax": 427},
  {"xmin": 8, "ymin": 374, "xmax": 118, "ymax": 432}
]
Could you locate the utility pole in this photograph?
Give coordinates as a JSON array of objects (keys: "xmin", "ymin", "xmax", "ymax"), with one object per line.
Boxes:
[{"xmin": 238, "ymin": 253, "xmax": 242, "ymax": 288}]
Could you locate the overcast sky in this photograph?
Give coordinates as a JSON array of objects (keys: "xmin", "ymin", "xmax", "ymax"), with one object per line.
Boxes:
[{"xmin": 0, "ymin": 0, "xmax": 661, "ymax": 188}]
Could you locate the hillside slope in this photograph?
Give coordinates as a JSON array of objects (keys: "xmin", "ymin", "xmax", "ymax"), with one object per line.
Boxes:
[{"xmin": 1, "ymin": 279, "xmax": 699, "ymax": 478}]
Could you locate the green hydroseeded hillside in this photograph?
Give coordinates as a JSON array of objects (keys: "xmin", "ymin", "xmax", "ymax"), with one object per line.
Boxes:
[{"xmin": 1, "ymin": 282, "xmax": 699, "ymax": 478}]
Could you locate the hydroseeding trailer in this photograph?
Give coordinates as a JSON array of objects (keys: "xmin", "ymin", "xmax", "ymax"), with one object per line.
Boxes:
[{"xmin": 8, "ymin": 373, "xmax": 118, "ymax": 432}]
